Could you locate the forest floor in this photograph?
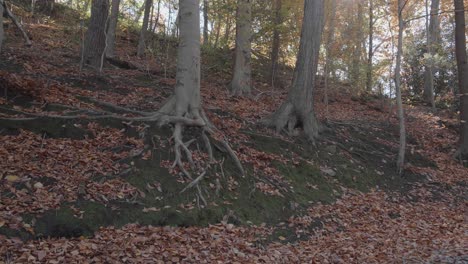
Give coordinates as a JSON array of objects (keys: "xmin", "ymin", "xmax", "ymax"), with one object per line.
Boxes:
[{"xmin": 0, "ymin": 6, "xmax": 467, "ymax": 263}]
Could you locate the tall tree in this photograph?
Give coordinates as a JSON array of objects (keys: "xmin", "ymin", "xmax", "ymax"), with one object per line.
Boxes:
[
  {"xmin": 230, "ymin": 0, "xmax": 252, "ymax": 96},
  {"xmin": 270, "ymin": 0, "xmax": 282, "ymax": 88},
  {"xmin": 454, "ymin": 0, "xmax": 468, "ymax": 159},
  {"xmin": 203, "ymin": 0, "xmax": 209, "ymax": 44},
  {"xmin": 106, "ymin": 0, "xmax": 120, "ymax": 58},
  {"xmin": 351, "ymin": 0, "xmax": 364, "ymax": 89},
  {"xmin": 366, "ymin": 0, "xmax": 374, "ymax": 92},
  {"xmin": 264, "ymin": 0, "xmax": 325, "ymax": 140},
  {"xmin": 423, "ymin": 0, "xmax": 440, "ymax": 108},
  {"xmin": 82, "ymin": 0, "xmax": 109, "ymax": 69},
  {"xmin": 324, "ymin": 0, "xmax": 337, "ymax": 118},
  {"xmin": 395, "ymin": 0, "xmax": 407, "ymax": 174},
  {"xmin": 137, "ymin": 0, "xmax": 153, "ymax": 57}
]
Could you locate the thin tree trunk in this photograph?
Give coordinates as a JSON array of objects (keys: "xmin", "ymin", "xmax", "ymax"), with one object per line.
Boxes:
[
  {"xmin": 230, "ymin": 0, "xmax": 252, "ymax": 96},
  {"xmin": 324, "ymin": 0, "xmax": 337, "ymax": 119},
  {"xmin": 137, "ymin": 0, "xmax": 153, "ymax": 57},
  {"xmin": 0, "ymin": 0, "xmax": 4, "ymax": 52},
  {"xmin": 152, "ymin": 0, "xmax": 160, "ymax": 33},
  {"xmin": 2, "ymin": 2, "xmax": 32, "ymax": 46},
  {"xmin": 134, "ymin": 1, "xmax": 146, "ymax": 24},
  {"xmin": 395, "ymin": 0, "xmax": 406, "ymax": 174},
  {"xmin": 223, "ymin": 14, "xmax": 232, "ymax": 47},
  {"xmin": 351, "ymin": 1, "xmax": 363, "ymax": 89},
  {"xmin": 270, "ymin": 0, "xmax": 282, "ymax": 88},
  {"xmin": 366, "ymin": 0, "xmax": 374, "ymax": 92},
  {"xmin": 454, "ymin": 0, "xmax": 468, "ymax": 159},
  {"xmin": 203, "ymin": 0, "xmax": 209, "ymax": 45},
  {"xmin": 106, "ymin": 0, "xmax": 120, "ymax": 58},
  {"xmin": 264, "ymin": 0, "xmax": 325, "ymax": 141},
  {"xmin": 423, "ymin": 0, "xmax": 440, "ymax": 108},
  {"xmin": 82, "ymin": 0, "xmax": 109, "ymax": 69}
]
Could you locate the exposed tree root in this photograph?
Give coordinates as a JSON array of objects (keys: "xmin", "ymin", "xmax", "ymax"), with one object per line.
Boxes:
[{"xmin": 0, "ymin": 98, "xmax": 244, "ymax": 199}]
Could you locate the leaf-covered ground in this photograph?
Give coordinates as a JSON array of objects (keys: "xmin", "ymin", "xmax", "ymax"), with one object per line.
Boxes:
[{"xmin": 0, "ymin": 5, "xmax": 467, "ymax": 263}]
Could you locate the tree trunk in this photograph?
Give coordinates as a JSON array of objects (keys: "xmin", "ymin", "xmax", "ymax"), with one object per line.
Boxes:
[
  {"xmin": 423, "ymin": 0, "xmax": 440, "ymax": 108},
  {"xmin": 0, "ymin": 0, "xmax": 4, "ymax": 52},
  {"xmin": 351, "ymin": 1, "xmax": 363, "ymax": 89},
  {"xmin": 366, "ymin": 0, "xmax": 373, "ymax": 92},
  {"xmin": 82, "ymin": 0, "xmax": 109, "ymax": 69},
  {"xmin": 203, "ymin": 0, "xmax": 209, "ymax": 45},
  {"xmin": 137, "ymin": 0, "xmax": 153, "ymax": 57},
  {"xmin": 395, "ymin": 0, "xmax": 406, "ymax": 174},
  {"xmin": 454, "ymin": 0, "xmax": 468, "ymax": 159},
  {"xmin": 152, "ymin": 0, "xmax": 160, "ymax": 33},
  {"xmin": 270, "ymin": 0, "xmax": 282, "ymax": 88},
  {"xmin": 264, "ymin": 0, "xmax": 325, "ymax": 141},
  {"xmin": 324, "ymin": 0, "xmax": 337, "ymax": 118},
  {"xmin": 223, "ymin": 14, "xmax": 232, "ymax": 47},
  {"xmin": 133, "ymin": 1, "xmax": 146, "ymax": 24},
  {"xmin": 230, "ymin": 0, "xmax": 252, "ymax": 96},
  {"xmin": 106, "ymin": 0, "xmax": 120, "ymax": 58}
]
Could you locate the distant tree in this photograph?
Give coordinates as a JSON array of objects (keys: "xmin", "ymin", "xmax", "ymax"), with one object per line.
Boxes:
[
  {"xmin": 106, "ymin": 0, "xmax": 121, "ymax": 58},
  {"xmin": 454, "ymin": 0, "xmax": 468, "ymax": 159},
  {"xmin": 324, "ymin": 0, "xmax": 337, "ymax": 117},
  {"xmin": 203, "ymin": 0, "xmax": 209, "ymax": 44},
  {"xmin": 423, "ymin": 0, "xmax": 440, "ymax": 108},
  {"xmin": 230, "ymin": 0, "xmax": 252, "ymax": 96},
  {"xmin": 82, "ymin": 0, "xmax": 109, "ymax": 69},
  {"xmin": 366, "ymin": 0, "xmax": 374, "ymax": 92},
  {"xmin": 270, "ymin": 0, "xmax": 282, "ymax": 88},
  {"xmin": 264, "ymin": 0, "xmax": 325, "ymax": 141},
  {"xmin": 137, "ymin": 0, "xmax": 153, "ymax": 57}
]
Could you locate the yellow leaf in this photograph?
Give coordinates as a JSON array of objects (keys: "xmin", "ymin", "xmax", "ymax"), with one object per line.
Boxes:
[{"xmin": 5, "ymin": 175, "xmax": 20, "ymax": 182}]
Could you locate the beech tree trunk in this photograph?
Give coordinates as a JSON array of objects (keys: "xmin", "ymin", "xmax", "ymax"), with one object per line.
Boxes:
[
  {"xmin": 137, "ymin": 0, "xmax": 153, "ymax": 57},
  {"xmin": 270, "ymin": 0, "xmax": 282, "ymax": 88},
  {"xmin": 454, "ymin": 0, "xmax": 468, "ymax": 158},
  {"xmin": 203, "ymin": 0, "xmax": 209, "ymax": 45},
  {"xmin": 395, "ymin": 0, "xmax": 406, "ymax": 174},
  {"xmin": 106, "ymin": 0, "xmax": 120, "ymax": 58},
  {"xmin": 82, "ymin": 0, "xmax": 109, "ymax": 69},
  {"xmin": 265, "ymin": 0, "xmax": 325, "ymax": 141},
  {"xmin": 423, "ymin": 0, "xmax": 440, "ymax": 108},
  {"xmin": 230, "ymin": 0, "xmax": 252, "ymax": 96},
  {"xmin": 366, "ymin": 0, "xmax": 373, "ymax": 92}
]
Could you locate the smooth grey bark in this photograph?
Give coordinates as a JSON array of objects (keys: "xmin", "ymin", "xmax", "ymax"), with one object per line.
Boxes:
[
  {"xmin": 106, "ymin": 0, "xmax": 120, "ymax": 58},
  {"xmin": 137, "ymin": 0, "xmax": 153, "ymax": 57},
  {"xmin": 0, "ymin": 0, "xmax": 4, "ymax": 52},
  {"xmin": 230, "ymin": 0, "xmax": 252, "ymax": 96},
  {"xmin": 366, "ymin": 0, "xmax": 374, "ymax": 92},
  {"xmin": 203, "ymin": 0, "xmax": 209, "ymax": 44},
  {"xmin": 454, "ymin": 0, "xmax": 468, "ymax": 158},
  {"xmin": 265, "ymin": 0, "xmax": 325, "ymax": 141},
  {"xmin": 423, "ymin": 0, "xmax": 440, "ymax": 108},
  {"xmin": 270, "ymin": 0, "xmax": 282, "ymax": 88},
  {"xmin": 82, "ymin": 0, "xmax": 109, "ymax": 69},
  {"xmin": 324, "ymin": 0, "xmax": 337, "ymax": 118},
  {"xmin": 395, "ymin": 0, "xmax": 406, "ymax": 174}
]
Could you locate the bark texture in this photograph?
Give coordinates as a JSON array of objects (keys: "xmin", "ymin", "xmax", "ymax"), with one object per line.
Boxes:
[
  {"xmin": 82, "ymin": 0, "xmax": 109, "ymax": 69},
  {"xmin": 454, "ymin": 0, "xmax": 468, "ymax": 158},
  {"xmin": 423, "ymin": 0, "xmax": 440, "ymax": 107},
  {"xmin": 265, "ymin": 0, "xmax": 325, "ymax": 141},
  {"xmin": 270, "ymin": 0, "xmax": 282, "ymax": 88},
  {"xmin": 106, "ymin": 0, "xmax": 120, "ymax": 58},
  {"xmin": 230, "ymin": 0, "xmax": 251, "ymax": 96},
  {"xmin": 137, "ymin": 0, "xmax": 153, "ymax": 57},
  {"xmin": 395, "ymin": 0, "xmax": 406, "ymax": 174}
]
